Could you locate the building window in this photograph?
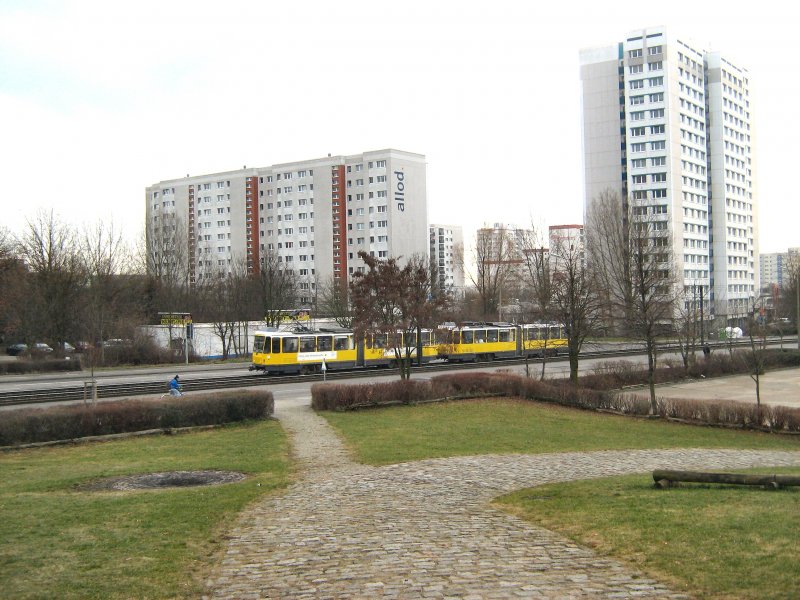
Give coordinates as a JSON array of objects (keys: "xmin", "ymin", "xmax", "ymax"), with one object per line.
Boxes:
[
  {"xmin": 649, "ymin": 45, "xmax": 662, "ymax": 55},
  {"xmin": 629, "ymin": 64, "xmax": 643, "ymax": 74},
  {"xmin": 629, "ymin": 49, "xmax": 642, "ymax": 58}
]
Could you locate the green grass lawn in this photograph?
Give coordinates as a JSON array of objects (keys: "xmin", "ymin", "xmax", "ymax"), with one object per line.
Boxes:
[
  {"xmin": 495, "ymin": 470, "xmax": 800, "ymax": 600},
  {"xmin": 321, "ymin": 397, "xmax": 800, "ymax": 465},
  {"xmin": 0, "ymin": 421, "xmax": 289, "ymax": 600}
]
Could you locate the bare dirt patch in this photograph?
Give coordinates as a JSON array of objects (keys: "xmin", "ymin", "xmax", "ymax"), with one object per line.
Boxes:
[{"xmin": 80, "ymin": 470, "xmax": 247, "ymax": 491}]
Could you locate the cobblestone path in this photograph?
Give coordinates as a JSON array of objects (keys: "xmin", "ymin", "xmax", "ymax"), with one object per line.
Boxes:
[{"xmin": 205, "ymin": 399, "xmax": 800, "ymax": 599}]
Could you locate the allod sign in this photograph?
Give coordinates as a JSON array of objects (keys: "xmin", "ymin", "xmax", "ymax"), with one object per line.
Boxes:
[{"xmin": 394, "ymin": 171, "xmax": 406, "ymax": 212}]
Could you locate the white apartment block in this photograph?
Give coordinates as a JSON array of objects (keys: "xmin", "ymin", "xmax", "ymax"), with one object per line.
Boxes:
[
  {"xmin": 580, "ymin": 26, "xmax": 758, "ymax": 326},
  {"xmin": 146, "ymin": 149, "xmax": 428, "ymax": 305},
  {"xmin": 548, "ymin": 224, "xmax": 585, "ymax": 272},
  {"xmin": 760, "ymin": 248, "xmax": 800, "ymax": 291},
  {"xmin": 429, "ymin": 224, "xmax": 465, "ymax": 296}
]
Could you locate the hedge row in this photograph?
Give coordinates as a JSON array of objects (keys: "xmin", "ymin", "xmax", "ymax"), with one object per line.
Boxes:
[
  {"xmin": 0, "ymin": 390, "xmax": 274, "ymax": 447},
  {"xmin": 310, "ymin": 370, "xmax": 800, "ymax": 432},
  {"xmin": 0, "ymin": 358, "xmax": 83, "ymax": 375},
  {"xmin": 578, "ymin": 349, "xmax": 800, "ymax": 391}
]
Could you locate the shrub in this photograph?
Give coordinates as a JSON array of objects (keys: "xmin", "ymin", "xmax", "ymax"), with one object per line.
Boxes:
[
  {"xmin": 0, "ymin": 358, "xmax": 83, "ymax": 375},
  {"xmin": 312, "ymin": 368, "xmax": 800, "ymax": 434},
  {"xmin": 0, "ymin": 390, "xmax": 274, "ymax": 447},
  {"xmin": 311, "ymin": 380, "xmax": 434, "ymax": 411}
]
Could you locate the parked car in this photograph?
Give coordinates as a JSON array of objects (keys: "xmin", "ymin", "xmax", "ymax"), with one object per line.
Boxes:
[
  {"xmin": 6, "ymin": 343, "xmax": 28, "ymax": 356},
  {"xmin": 31, "ymin": 343, "xmax": 54, "ymax": 355},
  {"xmin": 74, "ymin": 341, "xmax": 92, "ymax": 353}
]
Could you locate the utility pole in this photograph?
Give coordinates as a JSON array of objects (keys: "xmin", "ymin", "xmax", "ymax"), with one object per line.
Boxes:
[{"xmin": 700, "ymin": 284, "xmax": 705, "ymax": 345}]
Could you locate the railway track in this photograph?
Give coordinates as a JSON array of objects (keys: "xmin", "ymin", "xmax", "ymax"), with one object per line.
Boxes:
[{"xmin": 0, "ymin": 339, "xmax": 786, "ymax": 407}]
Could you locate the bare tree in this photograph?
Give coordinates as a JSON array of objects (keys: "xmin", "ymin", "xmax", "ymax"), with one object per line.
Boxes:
[
  {"xmin": 350, "ymin": 252, "xmax": 444, "ymax": 380},
  {"xmin": 745, "ymin": 298, "xmax": 768, "ymax": 424},
  {"xmin": 318, "ymin": 276, "xmax": 354, "ymax": 328},
  {"xmin": 549, "ymin": 231, "xmax": 599, "ymax": 385},
  {"xmin": 16, "ymin": 210, "xmax": 86, "ymax": 346},
  {"xmin": 80, "ymin": 219, "xmax": 135, "ymax": 361},
  {"xmin": 0, "ymin": 227, "xmax": 26, "ymax": 342},
  {"xmin": 466, "ymin": 226, "xmax": 519, "ymax": 320},
  {"xmin": 194, "ymin": 255, "xmax": 256, "ymax": 360},
  {"xmin": 517, "ymin": 225, "xmax": 554, "ymax": 379},
  {"xmin": 673, "ymin": 286, "xmax": 704, "ymax": 372},
  {"xmin": 587, "ymin": 189, "xmax": 678, "ymax": 413},
  {"xmin": 257, "ymin": 249, "xmax": 298, "ymax": 328},
  {"xmin": 144, "ymin": 214, "xmax": 191, "ymax": 349}
]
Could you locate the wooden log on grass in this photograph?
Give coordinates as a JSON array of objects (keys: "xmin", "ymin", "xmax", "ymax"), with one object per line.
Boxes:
[{"xmin": 653, "ymin": 470, "xmax": 800, "ymax": 489}]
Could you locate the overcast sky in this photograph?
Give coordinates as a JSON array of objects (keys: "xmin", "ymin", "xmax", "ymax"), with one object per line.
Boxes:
[{"xmin": 1, "ymin": 0, "xmax": 796, "ymax": 253}]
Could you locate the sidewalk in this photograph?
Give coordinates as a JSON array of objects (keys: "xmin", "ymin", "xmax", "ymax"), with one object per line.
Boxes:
[
  {"xmin": 653, "ymin": 367, "xmax": 800, "ymax": 408},
  {"xmin": 203, "ymin": 397, "xmax": 800, "ymax": 599}
]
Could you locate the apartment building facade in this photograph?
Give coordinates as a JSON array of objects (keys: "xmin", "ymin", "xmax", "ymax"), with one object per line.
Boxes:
[
  {"xmin": 429, "ymin": 224, "xmax": 465, "ymax": 296},
  {"xmin": 548, "ymin": 224, "xmax": 585, "ymax": 273},
  {"xmin": 760, "ymin": 248, "xmax": 800, "ymax": 291},
  {"xmin": 146, "ymin": 149, "xmax": 428, "ymax": 305},
  {"xmin": 580, "ymin": 26, "xmax": 758, "ymax": 326}
]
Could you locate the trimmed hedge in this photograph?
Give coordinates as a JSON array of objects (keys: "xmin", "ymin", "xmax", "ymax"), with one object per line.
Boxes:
[
  {"xmin": 310, "ymin": 370, "xmax": 800, "ymax": 433},
  {"xmin": 0, "ymin": 358, "xmax": 83, "ymax": 375},
  {"xmin": 0, "ymin": 390, "xmax": 274, "ymax": 447},
  {"xmin": 579, "ymin": 349, "xmax": 800, "ymax": 391}
]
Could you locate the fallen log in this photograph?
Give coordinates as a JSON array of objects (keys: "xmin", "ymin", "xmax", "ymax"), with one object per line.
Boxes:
[{"xmin": 653, "ymin": 469, "xmax": 800, "ymax": 489}]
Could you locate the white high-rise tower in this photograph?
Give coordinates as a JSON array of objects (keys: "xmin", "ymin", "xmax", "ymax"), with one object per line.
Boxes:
[{"xmin": 580, "ymin": 26, "xmax": 758, "ymax": 327}]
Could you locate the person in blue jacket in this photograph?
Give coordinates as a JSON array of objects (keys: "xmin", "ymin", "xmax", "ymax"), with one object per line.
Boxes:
[{"xmin": 169, "ymin": 374, "xmax": 183, "ymax": 397}]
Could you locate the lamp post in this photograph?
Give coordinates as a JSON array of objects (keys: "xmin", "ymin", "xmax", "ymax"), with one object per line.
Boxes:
[{"xmin": 796, "ymin": 268, "xmax": 800, "ymax": 350}]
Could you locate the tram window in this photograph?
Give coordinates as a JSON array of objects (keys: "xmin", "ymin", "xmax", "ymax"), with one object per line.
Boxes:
[
  {"xmin": 535, "ymin": 327, "xmax": 546, "ymax": 340},
  {"xmin": 374, "ymin": 334, "xmax": 386, "ymax": 348},
  {"xmin": 549, "ymin": 326, "xmax": 561, "ymax": 339},
  {"xmin": 407, "ymin": 332, "xmax": 417, "ymax": 346},
  {"xmin": 420, "ymin": 331, "xmax": 431, "ymax": 345},
  {"xmin": 334, "ymin": 335, "xmax": 351, "ymax": 350},
  {"xmin": 272, "ymin": 338, "xmax": 281, "ymax": 353},
  {"xmin": 475, "ymin": 330, "xmax": 486, "ymax": 343},
  {"xmin": 462, "ymin": 330, "xmax": 474, "ymax": 344},
  {"xmin": 254, "ymin": 336, "xmax": 266, "ymax": 353},
  {"xmin": 318, "ymin": 336, "xmax": 333, "ymax": 351},
  {"xmin": 487, "ymin": 329, "xmax": 498, "ymax": 343},
  {"xmin": 299, "ymin": 336, "xmax": 315, "ymax": 352},
  {"xmin": 283, "ymin": 337, "xmax": 298, "ymax": 353},
  {"xmin": 499, "ymin": 329, "xmax": 510, "ymax": 342}
]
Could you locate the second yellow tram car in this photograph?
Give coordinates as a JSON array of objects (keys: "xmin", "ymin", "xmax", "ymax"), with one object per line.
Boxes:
[{"xmin": 437, "ymin": 322, "xmax": 567, "ymax": 362}]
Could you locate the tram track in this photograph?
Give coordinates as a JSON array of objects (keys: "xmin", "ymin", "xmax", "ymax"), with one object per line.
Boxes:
[{"xmin": 0, "ymin": 338, "xmax": 785, "ymax": 407}]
